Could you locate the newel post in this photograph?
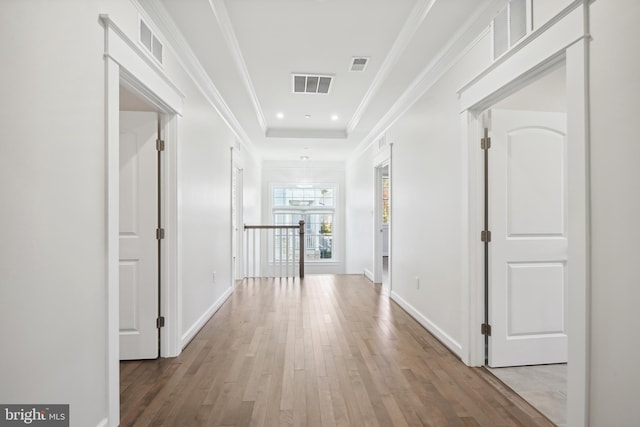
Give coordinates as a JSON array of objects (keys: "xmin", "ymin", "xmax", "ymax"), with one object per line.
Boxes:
[{"xmin": 298, "ymin": 220, "xmax": 305, "ymax": 279}]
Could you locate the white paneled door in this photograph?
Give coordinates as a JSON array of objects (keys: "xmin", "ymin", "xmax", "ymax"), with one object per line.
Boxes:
[
  {"xmin": 119, "ymin": 111, "xmax": 159, "ymax": 360},
  {"xmin": 488, "ymin": 109, "xmax": 568, "ymax": 367}
]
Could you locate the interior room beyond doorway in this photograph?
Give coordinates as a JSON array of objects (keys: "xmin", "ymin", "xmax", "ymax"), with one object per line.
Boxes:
[{"xmin": 484, "ymin": 64, "xmax": 568, "ymax": 426}]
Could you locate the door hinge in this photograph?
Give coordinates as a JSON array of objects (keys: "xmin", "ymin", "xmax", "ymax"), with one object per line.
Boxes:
[
  {"xmin": 481, "ymin": 323, "xmax": 492, "ymax": 336},
  {"xmin": 156, "ymin": 316, "xmax": 165, "ymax": 328},
  {"xmin": 481, "ymin": 128, "xmax": 491, "ymax": 150},
  {"xmin": 156, "ymin": 228, "xmax": 165, "ymax": 240},
  {"xmin": 156, "ymin": 139, "xmax": 165, "ymax": 152},
  {"xmin": 481, "ymin": 230, "xmax": 492, "ymax": 243}
]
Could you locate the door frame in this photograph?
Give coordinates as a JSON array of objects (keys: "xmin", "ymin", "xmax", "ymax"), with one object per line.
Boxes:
[
  {"xmin": 373, "ymin": 162, "xmax": 389, "ymax": 287},
  {"xmin": 373, "ymin": 143, "xmax": 393, "ymax": 294},
  {"xmin": 231, "ymin": 146, "xmax": 244, "ymax": 285},
  {"xmin": 118, "ymin": 110, "xmax": 164, "ymax": 361},
  {"xmin": 102, "ymin": 15, "xmax": 183, "ymax": 427},
  {"xmin": 459, "ymin": 4, "xmax": 589, "ymax": 426}
]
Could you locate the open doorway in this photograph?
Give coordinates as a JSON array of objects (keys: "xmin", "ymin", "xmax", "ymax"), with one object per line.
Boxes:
[
  {"xmin": 103, "ymin": 15, "xmax": 184, "ymax": 425},
  {"xmin": 118, "ymin": 85, "xmax": 165, "ymax": 360},
  {"xmin": 374, "ymin": 162, "xmax": 391, "ymax": 291},
  {"xmin": 481, "ymin": 64, "xmax": 568, "ymax": 426},
  {"xmin": 231, "ymin": 163, "xmax": 244, "ymax": 285},
  {"xmin": 460, "ymin": 11, "xmax": 588, "ymax": 426}
]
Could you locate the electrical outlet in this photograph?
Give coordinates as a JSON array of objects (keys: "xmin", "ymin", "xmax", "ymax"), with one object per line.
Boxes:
[
  {"xmin": 213, "ymin": 271, "xmax": 216, "ymax": 282},
  {"xmin": 415, "ymin": 276, "xmax": 420, "ymax": 289}
]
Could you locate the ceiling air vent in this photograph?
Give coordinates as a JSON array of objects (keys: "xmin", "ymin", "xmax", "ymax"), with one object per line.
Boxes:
[
  {"xmin": 292, "ymin": 74, "xmax": 333, "ymax": 94},
  {"xmin": 350, "ymin": 57, "xmax": 369, "ymax": 72}
]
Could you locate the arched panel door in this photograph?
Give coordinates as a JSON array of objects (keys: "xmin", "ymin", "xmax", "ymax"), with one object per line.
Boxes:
[{"xmin": 488, "ymin": 109, "xmax": 568, "ymax": 367}]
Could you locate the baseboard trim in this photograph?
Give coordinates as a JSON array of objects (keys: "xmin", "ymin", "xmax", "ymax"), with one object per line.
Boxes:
[
  {"xmin": 364, "ymin": 269, "xmax": 374, "ymax": 282},
  {"xmin": 181, "ymin": 286, "xmax": 233, "ymax": 348},
  {"xmin": 390, "ymin": 291, "xmax": 462, "ymax": 357}
]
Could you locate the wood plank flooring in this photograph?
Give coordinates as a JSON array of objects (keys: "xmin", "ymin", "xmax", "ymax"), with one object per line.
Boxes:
[{"xmin": 120, "ymin": 275, "xmax": 555, "ymax": 427}]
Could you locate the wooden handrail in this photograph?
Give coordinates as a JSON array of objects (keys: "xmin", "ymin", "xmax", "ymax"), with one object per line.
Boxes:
[
  {"xmin": 244, "ymin": 225, "xmax": 301, "ymax": 230},
  {"xmin": 243, "ymin": 220, "xmax": 305, "ymax": 278}
]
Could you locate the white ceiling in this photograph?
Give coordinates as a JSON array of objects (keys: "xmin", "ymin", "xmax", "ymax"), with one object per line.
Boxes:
[{"xmin": 153, "ymin": 0, "xmax": 505, "ymax": 162}]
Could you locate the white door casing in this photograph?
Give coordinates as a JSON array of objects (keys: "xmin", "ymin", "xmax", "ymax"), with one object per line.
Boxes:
[
  {"xmin": 119, "ymin": 111, "xmax": 159, "ymax": 360},
  {"xmin": 488, "ymin": 109, "xmax": 568, "ymax": 367},
  {"xmin": 104, "ymin": 15, "xmax": 184, "ymax": 425},
  {"xmin": 232, "ymin": 166, "xmax": 244, "ymax": 282},
  {"xmin": 459, "ymin": 6, "xmax": 589, "ymax": 423}
]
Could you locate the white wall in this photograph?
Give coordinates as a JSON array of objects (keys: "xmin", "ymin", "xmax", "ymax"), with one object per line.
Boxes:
[
  {"xmin": 345, "ymin": 146, "xmax": 376, "ymax": 276},
  {"xmin": 494, "ymin": 64, "xmax": 566, "ymax": 112},
  {"xmin": 0, "ymin": 2, "xmax": 107, "ymax": 426},
  {"xmin": 345, "ymin": 30, "xmax": 493, "ymax": 356},
  {"xmin": 383, "ymin": 32, "xmax": 492, "ymax": 354},
  {"xmin": 262, "ymin": 161, "xmax": 345, "ymax": 274},
  {"xmin": 589, "ymin": 0, "xmax": 640, "ymax": 424},
  {"xmin": 533, "ymin": 0, "xmax": 574, "ymax": 30},
  {"xmin": 0, "ymin": 1, "xmax": 260, "ymax": 425},
  {"xmin": 241, "ymin": 149, "xmax": 262, "ymax": 227},
  {"xmin": 175, "ymin": 74, "xmax": 236, "ymax": 345}
]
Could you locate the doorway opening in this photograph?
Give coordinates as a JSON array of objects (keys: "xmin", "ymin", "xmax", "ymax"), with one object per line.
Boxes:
[
  {"xmin": 460, "ymin": 11, "xmax": 589, "ymax": 424},
  {"xmin": 232, "ymin": 162, "xmax": 244, "ymax": 285},
  {"xmin": 118, "ymin": 85, "xmax": 165, "ymax": 360},
  {"xmin": 374, "ymin": 162, "xmax": 391, "ymax": 292},
  {"xmin": 481, "ymin": 64, "xmax": 568, "ymax": 426},
  {"xmin": 103, "ymin": 15, "xmax": 184, "ymax": 425}
]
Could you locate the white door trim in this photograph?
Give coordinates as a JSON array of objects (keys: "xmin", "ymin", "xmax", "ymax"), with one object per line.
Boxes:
[
  {"xmin": 459, "ymin": 5, "xmax": 589, "ymax": 426},
  {"xmin": 231, "ymin": 147, "xmax": 244, "ymax": 286},
  {"xmin": 101, "ymin": 15, "xmax": 183, "ymax": 427}
]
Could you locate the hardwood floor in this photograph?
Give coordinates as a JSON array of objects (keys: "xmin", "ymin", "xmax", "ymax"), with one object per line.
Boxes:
[{"xmin": 120, "ymin": 275, "xmax": 554, "ymax": 426}]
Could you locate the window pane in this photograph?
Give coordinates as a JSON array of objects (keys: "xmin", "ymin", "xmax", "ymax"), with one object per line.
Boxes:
[
  {"xmin": 272, "ymin": 186, "xmax": 335, "ymax": 261},
  {"xmin": 305, "ymin": 213, "xmax": 332, "ymax": 260},
  {"xmin": 273, "ymin": 186, "xmax": 335, "ymax": 207},
  {"xmin": 382, "ymin": 177, "xmax": 390, "ymax": 224},
  {"xmin": 319, "ymin": 188, "xmax": 333, "ymax": 206}
]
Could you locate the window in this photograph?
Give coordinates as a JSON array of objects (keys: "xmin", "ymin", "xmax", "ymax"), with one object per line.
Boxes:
[
  {"xmin": 382, "ymin": 176, "xmax": 390, "ymax": 224},
  {"xmin": 273, "ymin": 186, "xmax": 336, "ymax": 261}
]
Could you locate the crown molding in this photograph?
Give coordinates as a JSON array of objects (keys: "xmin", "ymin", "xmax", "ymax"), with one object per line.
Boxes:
[
  {"xmin": 346, "ymin": 0, "xmax": 438, "ymax": 135},
  {"xmin": 350, "ymin": 0, "xmax": 504, "ymax": 160},
  {"xmin": 134, "ymin": 0, "xmax": 256, "ymax": 152},
  {"xmin": 207, "ymin": 0, "xmax": 267, "ymax": 133}
]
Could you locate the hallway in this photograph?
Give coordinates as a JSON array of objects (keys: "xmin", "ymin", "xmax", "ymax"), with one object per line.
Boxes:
[{"xmin": 120, "ymin": 275, "xmax": 553, "ymax": 426}]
